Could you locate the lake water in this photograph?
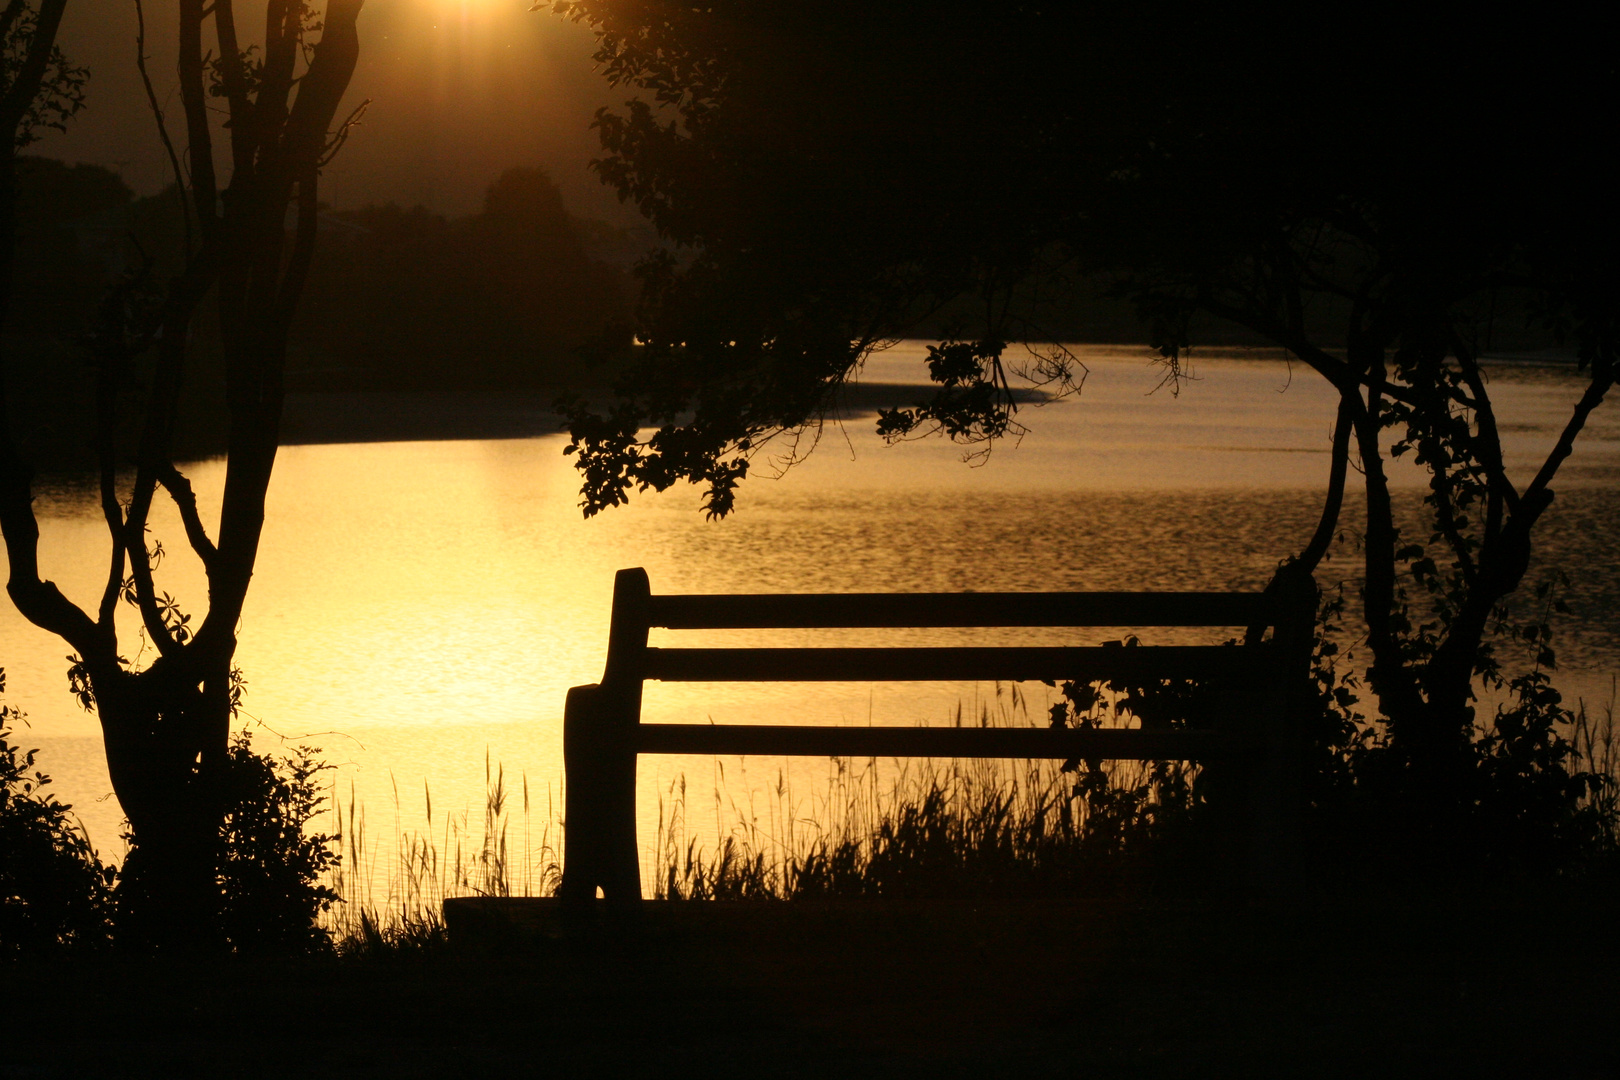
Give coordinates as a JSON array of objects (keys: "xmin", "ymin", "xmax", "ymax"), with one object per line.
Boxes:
[{"xmin": 4, "ymin": 343, "xmax": 1617, "ymax": 896}]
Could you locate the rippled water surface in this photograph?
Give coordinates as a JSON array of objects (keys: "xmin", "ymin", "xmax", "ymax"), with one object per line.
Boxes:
[{"xmin": 4, "ymin": 344, "xmax": 1616, "ymax": 882}]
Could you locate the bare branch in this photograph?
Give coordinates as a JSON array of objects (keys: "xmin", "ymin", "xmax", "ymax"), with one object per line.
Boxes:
[
  {"xmin": 211, "ymin": 0, "xmax": 255, "ymax": 176},
  {"xmin": 1197, "ymin": 296, "xmax": 1423, "ymax": 407},
  {"xmin": 159, "ymin": 463, "xmax": 217, "ymax": 568},
  {"xmin": 1296, "ymin": 394, "xmax": 1354, "ymax": 575},
  {"xmin": 316, "ymin": 96, "xmax": 369, "ymax": 167},
  {"xmin": 0, "ymin": 430, "xmax": 100, "ymax": 654},
  {"xmin": 134, "ymin": 0, "xmax": 195, "ymax": 253},
  {"xmin": 178, "ymin": 0, "xmax": 218, "ymax": 239},
  {"xmin": 1520, "ymin": 368, "xmax": 1614, "ymax": 520},
  {"xmin": 93, "ymin": 341, "xmax": 127, "ymax": 627}
]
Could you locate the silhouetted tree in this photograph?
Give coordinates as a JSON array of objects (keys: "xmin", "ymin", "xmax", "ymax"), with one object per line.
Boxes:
[
  {"xmin": 468, "ymin": 166, "xmax": 628, "ymax": 357},
  {"xmin": 1, "ymin": 0, "xmax": 84, "ymax": 336},
  {"xmin": 0, "ymin": 0, "xmax": 365, "ymax": 948},
  {"xmin": 554, "ymin": 2, "xmax": 1617, "ymax": 860},
  {"xmin": 291, "ymin": 166, "xmax": 631, "ymax": 388}
]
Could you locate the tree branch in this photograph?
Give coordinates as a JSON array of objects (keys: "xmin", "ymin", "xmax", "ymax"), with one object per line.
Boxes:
[
  {"xmin": 178, "ymin": 0, "xmax": 218, "ymax": 241},
  {"xmin": 0, "ymin": 0, "xmax": 68, "ymax": 131},
  {"xmin": 159, "ymin": 463, "xmax": 217, "ymax": 569},
  {"xmin": 1196, "ymin": 295, "xmax": 1423, "ymax": 407},
  {"xmin": 281, "ymin": 0, "xmax": 364, "ymax": 168},
  {"xmin": 251, "ymin": 0, "xmax": 297, "ymax": 161},
  {"xmin": 1519, "ymin": 367, "xmax": 1613, "ymax": 517},
  {"xmin": 1425, "ymin": 456, "xmax": 1477, "ymax": 584},
  {"xmin": 0, "ymin": 400, "xmax": 100, "ymax": 654},
  {"xmin": 211, "ymin": 0, "xmax": 255, "ymax": 178},
  {"xmin": 93, "ymin": 337, "xmax": 128, "ymax": 627},
  {"xmin": 1351, "ymin": 350, "xmax": 1426, "ymax": 727},
  {"xmin": 121, "ymin": 507, "xmax": 181, "ymax": 657},
  {"xmin": 275, "ymin": 168, "xmax": 318, "ymax": 327},
  {"xmin": 1296, "ymin": 393, "xmax": 1354, "ymax": 575},
  {"xmin": 134, "ymin": 0, "xmax": 194, "ymax": 253}
]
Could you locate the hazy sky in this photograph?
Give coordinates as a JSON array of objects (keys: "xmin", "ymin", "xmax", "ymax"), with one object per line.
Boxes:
[{"xmin": 47, "ymin": 1, "xmax": 635, "ymax": 222}]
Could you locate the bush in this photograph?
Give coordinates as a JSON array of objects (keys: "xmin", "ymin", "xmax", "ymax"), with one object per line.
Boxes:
[
  {"xmin": 215, "ymin": 731, "xmax": 341, "ymax": 953},
  {"xmin": 0, "ymin": 671, "xmax": 115, "ymax": 955},
  {"xmin": 111, "ymin": 730, "xmax": 341, "ymax": 953}
]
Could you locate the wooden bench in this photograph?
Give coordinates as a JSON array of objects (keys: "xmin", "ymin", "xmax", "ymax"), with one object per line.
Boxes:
[{"xmin": 560, "ymin": 567, "xmax": 1316, "ymax": 903}]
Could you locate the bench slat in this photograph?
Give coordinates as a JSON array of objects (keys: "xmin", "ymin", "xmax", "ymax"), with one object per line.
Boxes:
[
  {"xmin": 647, "ymin": 591, "xmax": 1276, "ymax": 630},
  {"xmin": 641, "ymin": 644, "xmax": 1268, "ymax": 682},
  {"xmin": 635, "ymin": 723, "xmax": 1237, "ymax": 760}
]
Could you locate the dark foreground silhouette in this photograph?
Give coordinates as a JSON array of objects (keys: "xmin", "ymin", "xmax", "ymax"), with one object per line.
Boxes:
[{"xmin": 5, "ymin": 889, "xmax": 1616, "ymax": 1078}]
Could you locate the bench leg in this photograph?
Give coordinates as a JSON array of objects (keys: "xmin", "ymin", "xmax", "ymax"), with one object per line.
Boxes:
[{"xmin": 561, "ymin": 683, "xmax": 642, "ymax": 907}]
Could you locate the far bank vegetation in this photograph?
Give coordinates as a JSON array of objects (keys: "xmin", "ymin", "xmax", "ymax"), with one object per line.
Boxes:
[{"xmin": 4, "ymin": 157, "xmax": 639, "ymax": 466}]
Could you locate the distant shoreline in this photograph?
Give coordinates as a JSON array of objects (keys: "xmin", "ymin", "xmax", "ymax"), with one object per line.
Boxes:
[
  {"xmin": 275, "ymin": 382, "xmax": 1057, "ymax": 448},
  {"xmin": 275, "ymin": 347, "xmax": 1585, "ymax": 448},
  {"xmin": 279, "ymin": 389, "xmax": 567, "ymax": 446}
]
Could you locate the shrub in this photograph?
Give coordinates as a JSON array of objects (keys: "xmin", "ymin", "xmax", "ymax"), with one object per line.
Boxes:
[
  {"xmin": 0, "ymin": 670, "xmax": 115, "ymax": 955},
  {"xmin": 215, "ymin": 731, "xmax": 341, "ymax": 953},
  {"xmin": 111, "ymin": 729, "xmax": 341, "ymax": 953}
]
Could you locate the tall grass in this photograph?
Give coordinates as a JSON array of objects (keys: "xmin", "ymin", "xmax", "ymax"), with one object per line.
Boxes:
[
  {"xmin": 652, "ymin": 683, "xmax": 1203, "ymax": 900},
  {"xmin": 1574, "ymin": 677, "xmax": 1620, "ymax": 853},
  {"xmin": 322, "ymin": 673, "xmax": 1620, "ymax": 942},
  {"xmin": 651, "ymin": 753, "xmax": 1196, "ymax": 901},
  {"xmin": 324, "ymin": 751, "xmax": 562, "ymax": 948},
  {"xmin": 321, "ymin": 682, "xmax": 1195, "ymax": 941}
]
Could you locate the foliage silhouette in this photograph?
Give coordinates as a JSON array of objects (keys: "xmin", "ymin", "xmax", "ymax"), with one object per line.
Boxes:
[
  {"xmin": 220, "ymin": 731, "xmax": 339, "ymax": 952},
  {"xmin": 0, "ymin": 0, "xmax": 365, "ymax": 949},
  {"xmin": 0, "ymin": 1, "xmax": 83, "ymax": 154},
  {"xmin": 553, "ymin": 1, "xmax": 1617, "ymax": 870},
  {"xmin": 290, "ymin": 166, "xmax": 633, "ymax": 390},
  {"xmin": 2, "ymin": 669, "xmax": 341, "ymax": 954},
  {"xmin": 0, "ymin": 668, "xmax": 115, "ymax": 955},
  {"xmin": 115, "ymin": 730, "xmax": 340, "ymax": 954}
]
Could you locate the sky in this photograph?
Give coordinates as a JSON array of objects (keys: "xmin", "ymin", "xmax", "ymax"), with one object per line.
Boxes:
[{"xmin": 46, "ymin": 1, "xmax": 635, "ymax": 222}]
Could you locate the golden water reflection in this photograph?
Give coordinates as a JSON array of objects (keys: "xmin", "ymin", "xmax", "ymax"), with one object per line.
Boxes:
[{"xmin": 5, "ymin": 346, "xmax": 1618, "ymax": 891}]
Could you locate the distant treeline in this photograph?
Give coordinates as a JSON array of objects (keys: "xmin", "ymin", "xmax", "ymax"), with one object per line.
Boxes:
[
  {"xmin": 5, "ymin": 155, "xmax": 1563, "ymax": 411},
  {"xmin": 6, "ymin": 157, "xmax": 645, "ymax": 395},
  {"xmin": 292, "ymin": 167, "xmax": 641, "ymax": 390}
]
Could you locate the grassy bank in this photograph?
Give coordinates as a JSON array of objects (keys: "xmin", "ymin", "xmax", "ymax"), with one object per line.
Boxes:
[
  {"xmin": 7, "ymin": 691, "xmax": 1619, "ymax": 1076},
  {"xmin": 320, "ymin": 677, "xmax": 1620, "ymax": 946}
]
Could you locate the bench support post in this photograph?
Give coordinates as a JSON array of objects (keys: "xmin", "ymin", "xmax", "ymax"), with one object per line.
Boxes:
[
  {"xmin": 1247, "ymin": 569, "xmax": 1317, "ymax": 891},
  {"xmin": 560, "ymin": 568, "xmax": 649, "ymax": 906}
]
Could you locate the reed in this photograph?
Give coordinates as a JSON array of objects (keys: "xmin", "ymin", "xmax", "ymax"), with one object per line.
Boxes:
[
  {"xmin": 1573, "ymin": 676, "xmax": 1619, "ymax": 852},
  {"xmin": 324, "ymin": 673, "xmax": 1620, "ymax": 946},
  {"xmin": 324, "ymin": 751, "xmax": 562, "ymax": 949},
  {"xmin": 651, "ymin": 683, "xmax": 1196, "ymax": 900}
]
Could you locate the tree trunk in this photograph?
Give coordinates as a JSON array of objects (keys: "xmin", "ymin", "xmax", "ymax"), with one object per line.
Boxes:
[
  {"xmin": 85, "ymin": 653, "xmax": 234, "ymax": 949},
  {"xmin": 1, "ymin": 0, "xmax": 365, "ymax": 951}
]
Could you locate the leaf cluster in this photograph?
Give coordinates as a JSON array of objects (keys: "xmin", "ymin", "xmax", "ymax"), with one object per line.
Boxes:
[
  {"xmin": 0, "ymin": 670, "xmax": 116, "ymax": 956},
  {"xmin": 875, "ymin": 340, "xmax": 1018, "ymax": 449},
  {"xmin": 0, "ymin": 0, "xmax": 86, "ymax": 150},
  {"xmin": 212, "ymin": 731, "xmax": 339, "ymax": 953},
  {"xmin": 553, "ymin": 1, "xmax": 1615, "ymax": 524}
]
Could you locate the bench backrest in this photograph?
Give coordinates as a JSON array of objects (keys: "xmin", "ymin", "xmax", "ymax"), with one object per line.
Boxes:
[{"xmin": 561, "ymin": 567, "xmax": 1315, "ymax": 904}]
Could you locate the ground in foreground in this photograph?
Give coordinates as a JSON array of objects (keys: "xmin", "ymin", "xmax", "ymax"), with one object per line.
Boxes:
[{"xmin": 5, "ymin": 890, "xmax": 1617, "ymax": 1078}]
